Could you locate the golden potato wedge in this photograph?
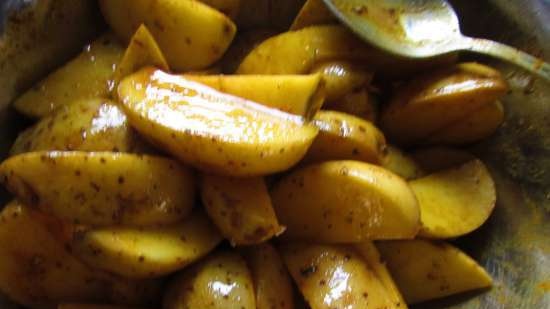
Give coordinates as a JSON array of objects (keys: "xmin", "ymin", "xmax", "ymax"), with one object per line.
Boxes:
[
  {"xmin": 10, "ymin": 98, "xmax": 148, "ymax": 155},
  {"xmin": 410, "ymin": 147, "xmax": 475, "ymax": 173},
  {"xmin": 304, "ymin": 111, "xmax": 387, "ymax": 164},
  {"xmin": 409, "ymin": 160, "xmax": 496, "ymax": 238},
  {"xmin": 426, "ymin": 100, "xmax": 505, "ymax": 145},
  {"xmin": 201, "ymin": 175, "xmax": 284, "ymax": 246},
  {"xmin": 164, "ymin": 251, "xmax": 255, "ymax": 309},
  {"xmin": 271, "ymin": 160, "xmax": 420, "ymax": 242},
  {"xmin": 183, "ymin": 74, "xmax": 325, "ymax": 118},
  {"xmin": 330, "ymin": 87, "xmax": 379, "ymax": 122},
  {"xmin": 380, "ymin": 63, "xmax": 508, "ymax": 145},
  {"xmin": 242, "ymin": 243, "xmax": 294, "ymax": 309},
  {"xmin": 311, "ymin": 61, "xmax": 372, "ymax": 102},
  {"xmin": 280, "ymin": 243, "xmax": 406, "ymax": 309},
  {"xmin": 14, "ymin": 34, "xmax": 123, "ymax": 118},
  {"xmin": 291, "ymin": 0, "xmax": 336, "ymax": 30},
  {"xmin": 381, "ymin": 145, "xmax": 425, "ymax": 180},
  {"xmin": 236, "ymin": 25, "xmax": 378, "ymax": 74},
  {"xmin": 0, "ymin": 151, "xmax": 195, "ymax": 226},
  {"xmin": 219, "ymin": 29, "xmax": 278, "ymax": 73},
  {"xmin": 377, "ymin": 239, "xmax": 492, "ymax": 304},
  {"xmin": 354, "ymin": 242, "xmax": 407, "ymax": 307},
  {"xmin": 71, "ymin": 210, "xmax": 222, "ymax": 278},
  {"xmin": 200, "ymin": 0, "xmax": 241, "ymax": 19},
  {"xmin": 111, "ymin": 24, "xmax": 169, "ymax": 89},
  {"xmin": 0, "ymin": 201, "xmax": 160, "ymax": 309},
  {"xmin": 99, "ymin": 0, "xmax": 236, "ymax": 70},
  {"xmin": 59, "ymin": 305, "xmax": 143, "ymax": 309},
  {"xmin": 118, "ymin": 68, "xmax": 319, "ymax": 176}
]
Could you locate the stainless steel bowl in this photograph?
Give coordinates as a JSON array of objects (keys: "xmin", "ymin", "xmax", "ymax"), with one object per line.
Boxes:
[{"xmin": 0, "ymin": 1, "xmax": 548, "ymax": 308}]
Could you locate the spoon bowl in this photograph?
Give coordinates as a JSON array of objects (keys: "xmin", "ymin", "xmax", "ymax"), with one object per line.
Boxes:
[{"xmin": 322, "ymin": 0, "xmax": 550, "ymax": 80}]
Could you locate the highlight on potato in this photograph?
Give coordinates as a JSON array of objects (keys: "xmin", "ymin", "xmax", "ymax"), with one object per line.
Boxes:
[{"xmin": 0, "ymin": 0, "xmax": 510, "ymax": 308}]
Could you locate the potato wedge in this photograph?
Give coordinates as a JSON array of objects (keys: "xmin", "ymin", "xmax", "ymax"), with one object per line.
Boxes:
[
  {"xmin": 330, "ymin": 87, "xmax": 379, "ymax": 122},
  {"xmin": 280, "ymin": 243, "xmax": 406, "ymax": 309},
  {"xmin": 13, "ymin": 34, "xmax": 123, "ymax": 118},
  {"xmin": 377, "ymin": 239, "xmax": 492, "ymax": 304},
  {"xmin": 291, "ymin": 0, "xmax": 336, "ymax": 30},
  {"xmin": 271, "ymin": 160, "xmax": 420, "ymax": 242},
  {"xmin": 220, "ymin": 29, "xmax": 278, "ymax": 73},
  {"xmin": 354, "ymin": 242, "xmax": 407, "ymax": 307},
  {"xmin": 236, "ymin": 25, "xmax": 378, "ymax": 74},
  {"xmin": 164, "ymin": 251, "xmax": 255, "ymax": 309},
  {"xmin": 183, "ymin": 74, "xmax": 325, "ymax": 118},
  {"xmin": 0, "ymin": 151, "xmax": 195, "ymax": 226},
  {"xmin": 111, "ymin": 25, "xmax": 169, "ymax": 89},
  {"xmin": 242, "ymin": 243, "xmax": 294, "ymax": 309},
  {"xmin": 380, "ymin": 63, "xmax": 508, "ymax": 145},
  {"xmin": 118, "ymin": 68, "xmax": 319, "ymax": 176},
  {"xmin": 410, "ymin": 147, "xmax": 475, "ymax": 173},
  {"xmin": 200, "ymin": 0, "xmax": 241, "ymax": 19},
  {"xmin": 409, "ymin": 160, "xmax": 496, "ymax": 238},
  {"xmin": 10, "ymin": 98, "xmax": 148, "ymax": 155},
  {"xmin": 201, "ymin": 175, "xmax": 283, "ymax": 246},
  {"xmin": 71, "ymin": 210, "xmax": 222, "ymax": 278},
  {"xmin": 304, "ymin": 111, "xmax": 387, "ymax": 164},
  {"xmin": 0, "ymin": 201, "xmax": 160, "ymax": 309},
  {"xmin": 311, "ymin": 61, "xmax": 372, "ymax": 102},
  {"xmin": 381, "ymin": 145, "xmax": 425, "ymax": 180},
  {"xmin": 426, "ymin": 100, "xmax": 505, "ymax": 145},
  {"xmin": 99, "ymin": 0, "xmax": 236, "ymax": 70}
]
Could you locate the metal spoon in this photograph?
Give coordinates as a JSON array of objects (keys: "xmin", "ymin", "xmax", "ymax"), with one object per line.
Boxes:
[{"xmin": 322, "ymin": 0, "xmax": 550, "ymax": 81}]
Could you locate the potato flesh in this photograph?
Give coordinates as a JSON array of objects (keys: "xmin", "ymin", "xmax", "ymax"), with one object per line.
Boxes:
[
  {"xmin": 381, "ymin": 145, "xmax": 425, "ymax": 181},
  {"xmin": 410, "ymin": 160, "xmax": 497, "ymax": 238},
  {"xmin": 99, "ymin": 0, "xmax": 236, "ymax": 70},
  {"xmin": 118, "ymin": 68, "xmax": 318, "ymax": 176},
  {"xmin": 0, "ymin": 201, "xmax": 159, "ymax": 309},
  {"xmin": 426, "ymin": 100, "xmax": 504, "ymax": 145},
  {"xmin": 111, "ymin": 24, "xmax": 169, "ymax": 89},
  {"xmin": 304, "ymin": 110, "xmax": 387, "ymax": 164},
  {"xmin": 201, "ymin": 175, "xmax": 283, "ymax": 246},
  {"xmin": 377, "ymin": 239, "xmax": 492, "ymax": 304},
  {"xmin": 236, "ymin": 25, "xmax": 378, "ymax": 74},
  {"xmin": 290, "ymin": 0, "xmax": 336, "ymax": 30},
  {"xmin": 0, "ymin": 151, "xmax": 195, "ymax": 226},
  {"xmin": 183, "ymin": 74, "xmax": 325, "ymax": 118},
  {"xmin": 271, "ymin": 160, "xmax": 420, "ymax": 242},
  {"xmin": 10, "ymin": 98, "xmax": 147, "ymax": 155},
  {"xmin": 13, "ymin": 34, "xmax": 123, "ymax": 118},
  {"xmin": 281, "ymin": 243, "xmax": 405, "ymax": 309},
  {"xmin": 164, "ymin": 251, "xmax": 256, "ymax": 309},
  {"xmin": 243, "ymin": 244, "xmax": 294, "ymax": 309},
  {"xmin": 380, "ymin": 62, "xmax": 508, "ymax": 146},
  {"xmin": 71, "ymin": 211, "xmax": 222, "ymax": 278},
  {"xmin": 311, "ymin": 61, "xmax": 372, "ymax": 102}
]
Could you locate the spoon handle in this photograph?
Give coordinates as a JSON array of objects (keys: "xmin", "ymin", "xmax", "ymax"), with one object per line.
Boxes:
[{"xmin": 457, "ymin": 36, "xmax": 550, "ymax": 81}]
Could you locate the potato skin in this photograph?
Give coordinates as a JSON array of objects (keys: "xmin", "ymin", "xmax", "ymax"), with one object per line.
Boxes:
[
  {"xmin": 280, "ymin": 243, "xmax": 406, "ymax": 309},
  {"xmin": 14, "ymin": 34, "xmax": 123, "ymax": 118},
  {"xmin": 10, "ymin": 98, "xmax": 148, "ymax": 155},
  {"xmin": 311, "ymin": 61, "xmax": 372, "ymax": 102},
  {"xmin": 164, "ymin": 251, "xmax": 256, "ymax": 309},
  {"xmin": 243, "ymin": 243, "xmax": 294, "ymax": 309},
  {"xmin": 380, "ymin": 62, "xmax": 508, "ymax": 146},
  {"xmin": 0, "ymin": 201, "xmax": 160, "ymax": 309},
  {"xmin": 410, "ymin": 160, "xmax": 496, "ymax": 238},
  {"xmin": 0, "ymin": 151, "xmax": 195, "ymax": 226},
  {"xmin": 118, "ymin": 68, "xmax": 319, "ymax": 176},
  {"xmin": 99, "ymin": 0, "xmax": 236, "ymax": 70},
  {"xmin": 377, "ymin": 239, "xmax": 492, "ymax": 304},
  {"xmin": 304, "ymin": 111, "xmax": 387, "ymax": 164},
  {"xmin": 71, "ymin": 211, "xmax": 222, "ymax": 278},
  {"xmin": 201, "ymin": 175, "xmax": 283, "ymax": 246},
  {"xmin": 271, "ymin": 160, "xmax": 420, "ymax": 242}
]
